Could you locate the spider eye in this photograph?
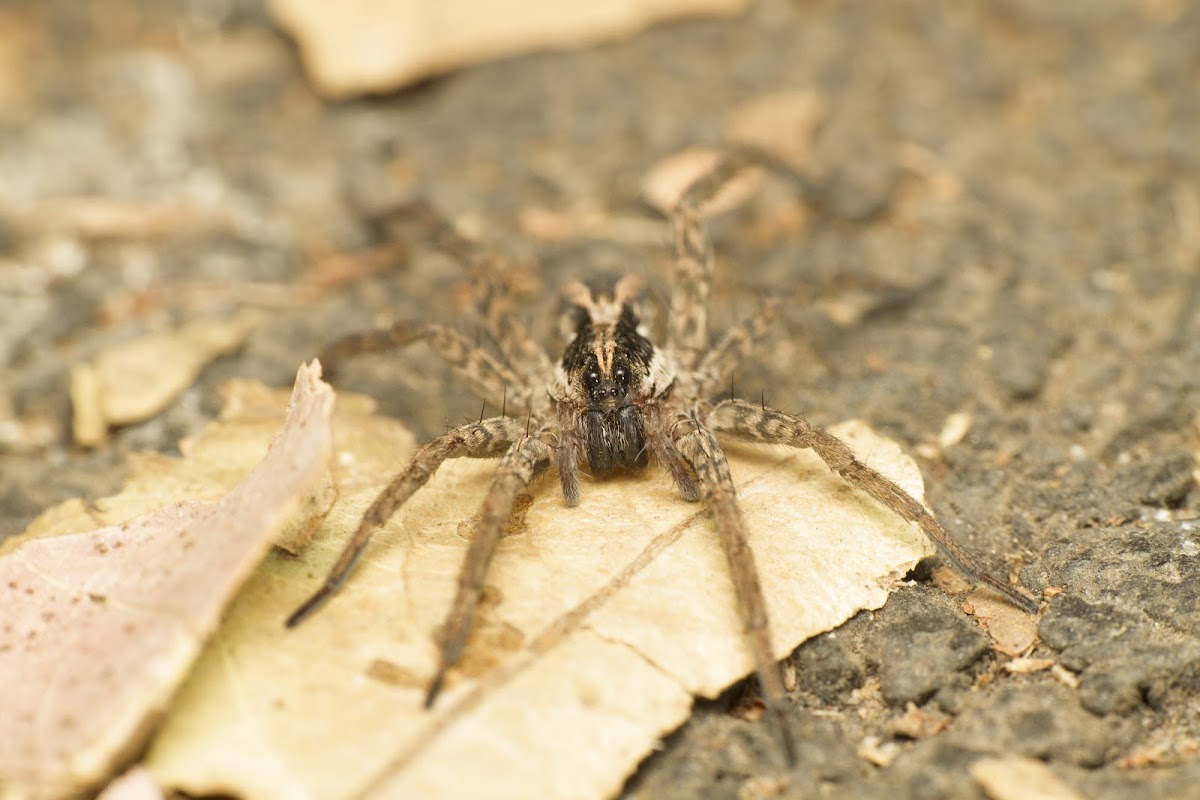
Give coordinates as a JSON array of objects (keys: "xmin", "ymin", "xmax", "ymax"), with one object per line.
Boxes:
[
  {"xmin": 614, "ymin": 368, "xmax": 628, "ymax": 385},
  {"xmin": 586, "ymin": 371, "xmax": 600, "ymax": 388}
]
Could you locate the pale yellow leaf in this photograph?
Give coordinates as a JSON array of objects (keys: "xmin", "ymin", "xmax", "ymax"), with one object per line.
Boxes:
[
  {"xmin": 70, "ymin": 311, "xmax": 260, "ymax": 446},
  {"xmin": 145, "ymin": 401, "xmax": 934, "ymax": 800},
  {"xmin": 95, "ymin": 768, "xmax": 164, "ymax": 800},
  {"xmin": 0, "ymin": 363, "xmax": 334, "ymax": 799},
  {"xmin": 971, "ymin": 756, "xmax": 1084, "ymax": 800},
  {"xmin": 268, "ymin": 0, "xmax": 752, "ymax": 97},
  {"xmin": 1002, "ymin": 657, "xmax": 1055, "ymax": 674},
  {"xmin": 724, "ymin": 90, "xmax": 826, "ymax": 169},
  {"xmin": 857, "ymin": 735, "xmax": 902, "ymax": 768}
]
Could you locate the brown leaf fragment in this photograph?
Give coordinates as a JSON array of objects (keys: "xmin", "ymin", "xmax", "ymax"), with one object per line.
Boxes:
[
  {"xmin": 518, "ymin": 205, "xmax": 584, "ymax": 241},
  {"xmin": 268, "ymin": 0, "xmax": 752, "ymax": 97},
  {"xmin": 70, "ymin": 311, "xmax": 260, "ymax": 446},
  {"xmin": 857, "ymin": 735, "xmax": 902, "ymax": 768},
  {"xmin": 145, "ymin": 419, "xmax": 933, "ymax": 800},
  {"xmin": 1118, "ymin": 743, "xmax": 1171, "ymax": 770},
  {"xmin": 274, "ymin": 468, "xmax": 338, "ymax": 554},
  {"xmin": 724, "ymin": 90, "xmax": 826, "ymax": 169},
  {"xmin": 643, "ymin": 146, "xmax": 765, "ymax": 217},
  {"xmin": 98, "ymin": 241, "xmax": 410, "ymax": 325},
  {"xmin": 0, "ymin": 363, "xmax": 334, "ymax": 799},
  {"xmin": 937, "ymin": 411, "xmax": 974, "ymax": 450},
  {"xmin": 887, "ymin": 702, "xmax": 951, "ymax": 740},
  {"xmin": 930, "ymin": 563, "xmax": 972, "ymax": 596},
  {"xmin": 13, "ymin": 197, "xmax": 201, "ymax": 241},
  {"xmin": 1119, "ymin": 737, "xmax": 1200, "ymax": 770},
  {"xmin": 966, "ymin": 588, "xmax": 1038, "ymax": 657},
  {"xmin": 970, "ymin": 756, "xmax": 1084, "ymax": 800},
  {"xmin": 737, "ymin": 774, "xmax": 790, "ymax": 800}
]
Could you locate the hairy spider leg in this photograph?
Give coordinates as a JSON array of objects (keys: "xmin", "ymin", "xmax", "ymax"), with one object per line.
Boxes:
[
  {"xmin": 665, "ymin": 149, "xmax": 761, "ymax": 371},
  {"xmin": 425, "ymin": 435, "xmax": 554, "ymax": 706},
  {"xmin": 706, "ymin": 400, "xmax": 1039, "ymax": 614},
  {"xmin": 690, "ymin": 300, "xmax": 778, "ymax": 399},
  {"xmin": 286, "ymin": 417, "xmax": 527, "ymax": 628},
  {"xmin": 317, "ymin": 321, "xmax": 532, "ymax": 413},
  {"xmin": 673, "ymin": 418, "xmax": 798, "ymax": 765},
  {"xmin": 395, "ymin": 198, "xmax": 553, "ymax": 381}
]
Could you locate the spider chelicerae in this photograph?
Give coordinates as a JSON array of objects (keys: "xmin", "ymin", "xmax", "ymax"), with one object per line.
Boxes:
[{"xmin": 286, "ymin": 151, "xmax": 1038, "ymax": 764}]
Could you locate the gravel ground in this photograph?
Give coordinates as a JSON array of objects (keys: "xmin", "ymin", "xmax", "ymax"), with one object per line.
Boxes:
[{"xmin": 2, "ymin": 1, "xmax": 1198, "ymax": 798}]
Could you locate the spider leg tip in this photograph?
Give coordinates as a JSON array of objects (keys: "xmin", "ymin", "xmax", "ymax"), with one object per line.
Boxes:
[
  {"xmin": 1015, "ymin": 591, "xmax": 1041, "ymax": 615},
  {"xmin": 284, "ymin": 587, "xmax": 330, "ymax": 628},
  {"xmin": 424, "ymin": 669, "xmax": 447, "ymax": 709},
  {"xmin": 983, "ymin": 574, "xmax": 1040, "ymax": 615},
  {"xmin": 284, "ymin": 607, "xmax": 310, "ymax": 629}
]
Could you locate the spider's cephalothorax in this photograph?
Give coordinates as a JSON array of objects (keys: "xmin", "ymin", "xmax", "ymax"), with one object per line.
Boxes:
[
  {"xmin": 287, "ymin": 151, "xmax": 1040, "ymax": 767},
  {"xmin": 552, "ymin": 276, "xmax": 672, "ymax": 481}
]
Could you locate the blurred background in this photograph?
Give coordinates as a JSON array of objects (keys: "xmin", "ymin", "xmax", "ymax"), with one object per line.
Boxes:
[{"xmin": 1, "ymin": 1, "xmax": 1198, "ymax": 797}]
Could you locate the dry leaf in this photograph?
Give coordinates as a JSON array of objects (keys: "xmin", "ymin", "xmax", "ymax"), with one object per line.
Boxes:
[
  {"xmin": 1002, "ymin": 657, "xmax": 1055, "ymax": 674},
  {"xmin": 887, "ymin": 702, "xmax": 950, "ymax": 740},
  {"xmin": 857, "ymin": 735, "xmax": 902, "ymax": 768},
  {"xmin": 1051, "ymin": 663, "xmax": 1081, "ymax": 689},
  {"xmin": 643, "ymin": 146, "xmax": 765, "ymax": 217},
  {"xmin": 724, "ymin": 90, "xmax": 826, "ymax": 169},
  {"xmin": 144, "ymin": 407, "xmax": 933, "ymax": 800},
  {"xmin": 269, "ymin": 0, "xmax": 751, "ymax": 97},
  {"xmin": 13, "ymin": 197, "xmax": 200, "ymax": 240},
  {"xmin": 966, "ymin": 589, "xmax": 1038, "ymax": 657},
  {"xmin": 1118, "ymin": 744, "xmax": 1171, "ymax": 770},
  {"xmin": 96, "ymin": 768, "xmax": 164, "ymax": 800},
  {"xmin": 931, "ymin": 563, "xmax": 972, "ymax": 596},
  {"xmin": 36, "ymin": 378, "xmax": 342, "ymax": 542},
  {"xmin": 818, "ymin": 291, "xmax": 884, "ymax": 328},
  {"xmin": 518, "ymin": 205, "xmax": 585, "ymax": 241},
  {"xmin": 971, "ymin": 756, "xmax": 1084, "ymax": 800},
  {"xmin": 737, "ymin": 774, "xmax": 790, "ymax": 800},
  {"xmin": 937, "ymin": 411, "xmax": 973, "ymax": 450},
  {"xmin": 70, "ymin": 311, "xmax": 260, "ymax": 446},
  {"xmin": 0, "ymin": 363, "xmax": 334, "ymax": 798}
]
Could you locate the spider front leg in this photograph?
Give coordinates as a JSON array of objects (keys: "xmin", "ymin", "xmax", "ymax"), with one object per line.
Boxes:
[
  {"xmin": 466, "ymin": 259, "xmax": 553, "ymax": 381},
  {"xmin": 707, "ymin": 399, "xmax": 1039, "ymax": 614},
  {"xmin": 285, "ymin": 417, "xmax": 527, "ymax": 628},
  {"xmin": 318, "ymin": 321, "xmax": 533, "ymax": 413},
  {"xmin": 666, "ymin": 150, "xmax": 763, "ymax": 371},
  {"xmin": 397, "ymin": 199, "xmax": 553, "ymax": 380},
  {"xmin": 425, "ymin": 434, "xmax": 554, "ymax": 706},
  {"xmin": 673, "ymin": 417, "xmax": 798, "ymax": 767}
]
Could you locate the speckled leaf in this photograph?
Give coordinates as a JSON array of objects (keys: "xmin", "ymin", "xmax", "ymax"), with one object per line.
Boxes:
[{"xmin": 0, "ymin": 363, "xmax": 334, "ymax": 799}]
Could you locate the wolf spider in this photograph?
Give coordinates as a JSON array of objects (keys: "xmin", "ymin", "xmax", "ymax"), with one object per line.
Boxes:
[{"xmin": 286, "ymin": 151, "xmax": 1038, "ymax": 764}]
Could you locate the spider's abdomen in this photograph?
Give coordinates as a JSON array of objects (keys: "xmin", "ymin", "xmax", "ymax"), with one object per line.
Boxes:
[{"xmin": 582, "ymin": 404, "xmax": 648, "ymax": 475}]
